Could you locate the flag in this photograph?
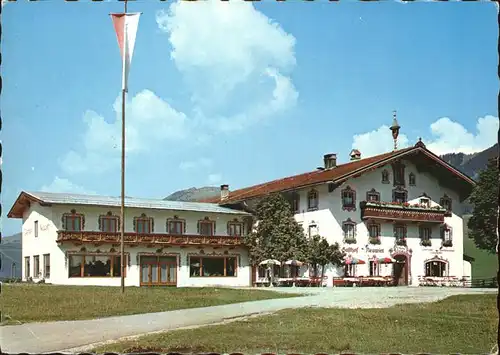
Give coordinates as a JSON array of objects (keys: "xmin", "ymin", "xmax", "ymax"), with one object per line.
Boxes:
[{"xmin": 111, "ymin": 13, "xmax": 141, "ymax": 92}]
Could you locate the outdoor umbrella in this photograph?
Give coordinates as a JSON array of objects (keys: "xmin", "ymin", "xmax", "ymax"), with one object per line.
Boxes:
[
  {"xmin": 377, "ymin": 257, "xmax": 396, "ymax": 264},
  {"xmin": 259, "ymin": 259, "xmax": 281, "ymax": 266},
  {"xmin": 345, "ymin": 257, "xmax": 366, "ymax": 265},
  {"xmin": 284, "ymin": 260, "xmax": 304, "ymax": 266}
]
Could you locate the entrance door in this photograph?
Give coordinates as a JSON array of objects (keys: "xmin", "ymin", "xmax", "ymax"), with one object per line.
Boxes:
[
  {"xmin": 392, "ymin": 255, "xmax": 408, "ymax": 286},
  {"xmin": 140, "ymin": 256, "xmax": 177, "ymax": 286}
]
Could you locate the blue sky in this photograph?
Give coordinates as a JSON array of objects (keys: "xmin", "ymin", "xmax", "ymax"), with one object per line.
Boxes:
[{"xmin": 2, "ymin": 0, "xmax": 498, "ymax": 236}]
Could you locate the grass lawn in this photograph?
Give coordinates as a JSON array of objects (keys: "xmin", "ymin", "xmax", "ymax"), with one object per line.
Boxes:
[
  {"xmin": 463, "ymin": 215, "xmax": 497, "ymax": 279},
  {"xmin": 1, "ymin": 284, "xmax": 300, "ymax": 324},
  {"xmin": 94, "ymin": 294, "xmax": 497, "ymax": 354}
]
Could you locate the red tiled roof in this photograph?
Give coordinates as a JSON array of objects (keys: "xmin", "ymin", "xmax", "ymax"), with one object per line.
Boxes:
[{"xmin": 201, "ymin": 144, "xmax": 475, "ymax": 205}]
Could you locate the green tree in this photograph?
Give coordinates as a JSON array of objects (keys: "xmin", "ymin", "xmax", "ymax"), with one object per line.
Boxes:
[
  {"xmin": 306, "ymin": 236, "xmax": 345, "ymax": 282},
  {"xmin": 468, "ymin": 158, "xmax": 498, "ymax": 254},
  {"xmin": 244, "ymin": 193, "xmax": 307, "ymax": 268}
]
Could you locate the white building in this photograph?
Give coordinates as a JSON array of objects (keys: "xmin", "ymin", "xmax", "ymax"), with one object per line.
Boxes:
[
  {"xmin": 8, "ymin": 134, "xmax": 476, "ymax": 288},
  {"xmin": 8, "ymin": 192, "xmax": 252, "ymax": 287},
  {"xmin": 203, "ymin": 140, "xmax": 476, "ymax": 287}
]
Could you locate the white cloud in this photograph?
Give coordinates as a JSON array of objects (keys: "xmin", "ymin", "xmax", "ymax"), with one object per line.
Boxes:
[
  {"xmin": 156, "ymin": 0, "xmax": 298, "ymax": 131},
  {"xmin": 207, "ymin": 173, "xmax": 222, "ymax": 184},
  {"xmin": 59, "ymin": 90, "xmax": 189, "ymax": 175},
  {"xmin": 352, "ymin": 115, "xmax": 499, "ymax": 158},
  {"xmin": 41, "ymin": 177, "xmax": 96, "ymax": 195},
  {"xmin": 179, "ymin": 157, "xmax": 212, "ymax": 170}
]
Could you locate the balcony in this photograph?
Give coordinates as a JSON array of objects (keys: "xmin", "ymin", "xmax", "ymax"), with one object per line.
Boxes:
[
  {"xmin": 360, "ymin": 201, "xmax": 447, "ymax": 224},
  {"xmin": 57, "ymin": 231, "xmax": 244, "ymax": 247}
]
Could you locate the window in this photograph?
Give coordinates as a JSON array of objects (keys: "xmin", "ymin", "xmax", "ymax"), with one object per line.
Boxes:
[
  {"xmin": 228, "ymin": 221, "xmax": 243, "ymax": 236},
  {"xmin": 34, "ymin": 220, "xmax": 39, "ymax": 238},
  {"xmin": 392, "ymin": 187, "xmax": 408, "ymax": 203},
  {"xmin": 198, "ymin": 217, "xmax": 215, "ymax": 236},
  {"xmin": 68, "ymin": 254, "xmax": 126, "ymax": 278},
  {"xmin": 33, "ymin": 255, "xmax": 40, "ymax": 278},
  {"xmin": 425, "ymin": 260, "xmax": 447, "ymax": 277},
  {"xmin": 440, "ymin": 194, "xmax": 453, "ymax": 212},
  {"xmin": 341, "ymin": 186, "xmax": 356, "ymax": 211},
  {"xmin": 167, "ymin": 216, "xmax": 185, "ymax": 235},
  {"xmin": 291, "ymin": 193, "xmax": 300, "ymax": 213},
  {"xmin": 368, "ymin": 223, "xmax": 380, "ymax": 238},
  {"xmin": 366, "ymin": 188, "xmax": 380, "ymax": 202},
  {"xmin": 441, "ymin": 225, "xmax": 453, "ymax": 246},
  {"xmin": 381, "ymin": 169, "xmax": 390, "ymax": 184},
  {"xmin": 392, "ymin": 162, "xmax": 405, "ymax": 186},
  {"xmin": 419, "ymin": 226, "xmax": 431, "ymax": 240},
  {"xmin": 307, "ymin": 190, "xmax": 318, "ymax": 211},
  {"xmin": 308, "ymin": 224, "xmax": 318, "ymax": 237},
  {"xmin": 62, "ymin": 210, "xmax": 84, "ymax": 231},
  {"xmin": 189, "ymin": 256, "xmax": 237, "ymax": 277},
  {"xmin": 134, "ymin": 214, "xmax": 153, "ymax": 234},
  {"xmin": 419, "ymin": 197, "xmax": 430, "ymax": 208},
  {"xmin": 345, "ymin": 264, "xmax": 356, "ymax": 277},
  {"xmin": 99, "ymin": 212, "xmax": 119, "ymax": 232},
  {"xmin": 43, "ymin": 254, "xmax": 50, "ymax": 278},
  {"xmin": 342, "ymin": 219, "xmax": 356, "ymax": 242},
  {"xmin": 394, "ymin": 224, "xmax": 407, "ymax": 240},
  {"xmin": 24, "ymin": 256, "xmax": 30, "ymax": 279},
  {"xmin": 369, "ymin": 261, "xmax": 380, "ymax": 276},
  {"xmin": 257, "ymin": 266, "xmax": 267, "ymax": 278},
  {"xmin": 409, "ymin": 173, "xmax": 416, "ymax": 186}
]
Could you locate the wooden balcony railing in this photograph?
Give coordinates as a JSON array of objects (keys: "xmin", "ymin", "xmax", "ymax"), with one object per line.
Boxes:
[
  {"xmin": 360, "ymin": 201, "xmax": 447, "ymax": 223},
  {"xmin": 57, "ymin": 231, "xmax": 244, "ymax": 247}
]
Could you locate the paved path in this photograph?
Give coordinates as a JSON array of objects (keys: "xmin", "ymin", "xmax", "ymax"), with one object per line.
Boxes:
[{"xmin": 1, "ymin": 287, "xmax": 495, "ymax": 353}]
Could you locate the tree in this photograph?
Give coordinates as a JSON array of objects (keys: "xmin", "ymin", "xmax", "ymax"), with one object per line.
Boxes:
[
  {"xmin": 468, "ymin": 158, "xmax": 498, "ymax": 254},
  {"xmin": 306, "ymin": 235, "xmax": 345, "ymax": 283},
  {"xmin": 244, "ymin": 193, "xmax": 307, "ymax": 268}
]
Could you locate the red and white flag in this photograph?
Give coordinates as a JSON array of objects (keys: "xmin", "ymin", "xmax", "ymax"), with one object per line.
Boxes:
[{"xmin": 111, "ymin": 13, "xmax": 141, "ymax": 92}]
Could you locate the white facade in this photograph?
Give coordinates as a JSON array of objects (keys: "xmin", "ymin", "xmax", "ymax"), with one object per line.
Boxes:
[{"xmin": 20, "ymin": 202, "xmax": 251, "ymax": 287}]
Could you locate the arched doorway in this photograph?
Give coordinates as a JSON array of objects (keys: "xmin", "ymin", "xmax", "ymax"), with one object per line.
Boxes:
[{"xmin": 392, "ymin": 253, "xmax": 409, "ymax": 286}]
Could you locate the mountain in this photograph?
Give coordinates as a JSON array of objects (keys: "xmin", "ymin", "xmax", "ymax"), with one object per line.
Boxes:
[
  {"xmin": 0, "ymin": 232, "xmax": 22, "ymax": 279},
  {"xmin": 164, "ymin": 186, "xmax": 220, "ymax": 202},
  {"xmin": 441, "ymin": 144, "xmax": 498, "ymax": 180}
]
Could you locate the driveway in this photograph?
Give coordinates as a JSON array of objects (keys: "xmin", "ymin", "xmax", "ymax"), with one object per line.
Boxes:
[{"xmin": 1, "ymin": 287, "xmax": 495, "ymax": 353}]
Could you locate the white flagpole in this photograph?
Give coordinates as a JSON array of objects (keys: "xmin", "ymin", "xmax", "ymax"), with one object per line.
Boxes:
[{"xmin": 120, "ymin": 0, "xmax": 128, "ymax": 294}]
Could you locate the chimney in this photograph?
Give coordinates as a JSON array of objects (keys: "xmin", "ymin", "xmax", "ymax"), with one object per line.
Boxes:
[
  {"xmin": 323, "ymin": 153, "xmax": 337, "ymax": 169},
  {"xmin": 349, "ymin": 149, "xmax": 361, "ymax": 161},
  {"xmin": 220, "ymin": 184, "xmax": 229, "ymax": 200}
]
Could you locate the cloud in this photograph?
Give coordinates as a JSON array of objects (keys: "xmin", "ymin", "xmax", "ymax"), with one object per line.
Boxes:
[
  {"xmin": 41, "ymin": 177, "xmax": 96, "ymax": 195},
  {"xmin": 179, "ymin": 157, "xmax": 212, "ymax": 170},
  {"xmin": 59, "ymin": 90, "xmax": 189, "ymax": 175},
  {"xmin": 352, "ymin": 115, "xmax": 499, "ymax": 157},
  {"xmin": 156, "ymin": 0, "xmax": 298, "ymax": 131},
  {"xmin": 207, "ymin": 173, "xmax": 222, "ymax": 184}
]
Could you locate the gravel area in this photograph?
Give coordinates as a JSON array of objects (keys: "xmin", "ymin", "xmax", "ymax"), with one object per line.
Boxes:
[{"xmin": 1, "ymin": 287, "xmax": 496, "ymax": 353}]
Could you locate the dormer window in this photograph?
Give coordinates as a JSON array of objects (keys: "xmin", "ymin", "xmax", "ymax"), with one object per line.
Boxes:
[
  {"xmin": 392, "ymin": 161, "xmax": 405, "ymax": 186},
  {"xmin": 440, "ymin": 194, "xmax": 453, "ymax": 212},
  {"xmin": 366, "ymin": 188, "xmax": 380, "ymax": 202},
  {"xmin": 167, "ymin": 216, "xmax": 186, "ymax": 235},
  {"xmin": 409, "ymin": 173, "xmax": 416, "ymax": 186},
  {"xmin": 419, "ymin": 197, "xmax": 430, "ymax": 208},
  {"xmin": 392, "ymin": 187, "xmax": 408, "ymax": 203},
  {"xmin": 341, "ymin": 186, "xmax": 356, "ymax": 211},
  {"xmin": 134, "ymin": 213, "xmax": 153, "ymax": 234},
  {"xmin": 381, "ymin": 170, "xmax": 390, "ymax": 184},
  {"xmin": 307, "ymin": 190, "xmax": 318, "ymax": 211},
  {"xmin": 62, "ymin": 209, "xmax": 85, "ymax": 232}
]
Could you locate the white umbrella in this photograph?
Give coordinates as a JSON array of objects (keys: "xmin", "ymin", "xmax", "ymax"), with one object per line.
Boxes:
[{"xmin": 259, "ymin": 259, "xmax": 281, "ymax": 266}]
